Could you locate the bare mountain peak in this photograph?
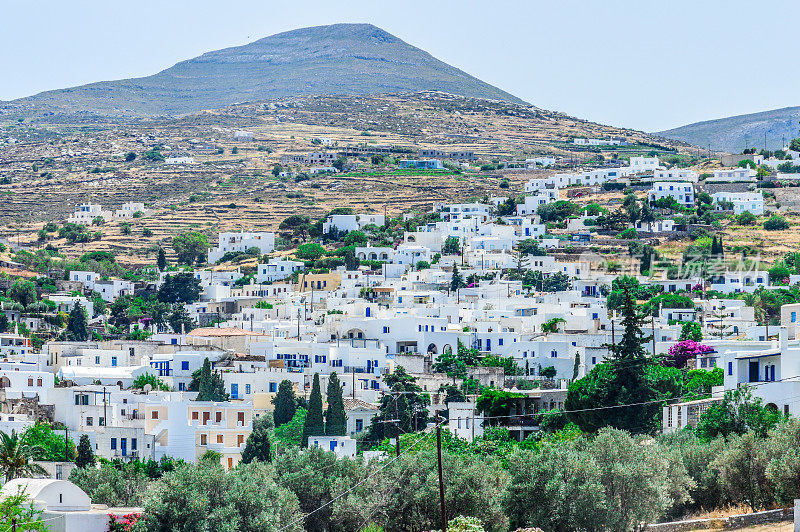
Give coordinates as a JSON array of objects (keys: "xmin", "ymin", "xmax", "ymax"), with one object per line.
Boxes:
[{"xmin": 9, "ymin": 23, "xmax": 524, "ymax": 117}]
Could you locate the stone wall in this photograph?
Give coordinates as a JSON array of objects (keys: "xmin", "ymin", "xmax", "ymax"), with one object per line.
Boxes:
[{"xmin": 646, "ymin": 508, "xmax": 793, "ymax": 532}]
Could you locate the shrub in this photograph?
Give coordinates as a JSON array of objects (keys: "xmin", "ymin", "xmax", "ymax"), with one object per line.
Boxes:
[{"xmin": 764, "ymin": 215, "xmax": 790, "ymax": 231}]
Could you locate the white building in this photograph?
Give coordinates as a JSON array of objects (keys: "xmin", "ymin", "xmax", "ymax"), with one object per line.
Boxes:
[
  {"xmin": 629, "ymin": 155, "xmax": 660, "ymax": 172},
  {"xmin": 654, "ymin": 168, "xmax": 698, "ymax": 182},
  {"xmin": 165, "ymin": 156, "xmax": 195, "ymax": 165},
  {"xmin": 712, "ymin": 191, "xmax": 764, "ymax": 215},
  {"xmin": 208, "ymin": 232, "xmax": 276, "ymax": 263},
  {"xmin": 709, "ymin": 168, "xmax": 754, "ymax": 182},
  {"xmin": 114, "ymin": 202, "xmax": 149, "ymax": 219},
  {"xmin": 68, "ymin": 203, "xmax": 112, "ymax": 224},
  {"xmin": 256, "ymin": 259, "xmax": 304, "ymax": 283},
  {"xmin": 322, "ymin": 214, "xmax": 386, "ymax": 234},
  {"xmin": 648, "ymin": 181, "xmax": 695, "ymax": 207}
]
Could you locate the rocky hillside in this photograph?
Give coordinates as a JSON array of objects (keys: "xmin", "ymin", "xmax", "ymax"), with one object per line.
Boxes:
[
  {"xmin": 657, "ymin": 106, "xmax": 800, "ymax": 153},
  {"xmin": 2, "ymin": 23, "xmax": 525, "ymax": 117}
]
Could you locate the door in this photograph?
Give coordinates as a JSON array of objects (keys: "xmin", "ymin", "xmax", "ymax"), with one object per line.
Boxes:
[
  {"xmin": 231, "ymin": 383, "xmax": 238, "ymax": 399},
  {"xmin": 749, "ymin": 361, "xmax": 759, "ymax": 382},
  {"xmin": 121, "ymin": 438, "xmax": 127, "ymax": 457}
]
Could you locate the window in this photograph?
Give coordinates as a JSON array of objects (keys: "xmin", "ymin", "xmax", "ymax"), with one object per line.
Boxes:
[
  {"xmin": 238, "ymin": 412, "xmax": 245, "ymax": 425},
  {"xmin": 192, "ymin": 411, "xmax": 199, "ymax": 420},
  {"xmin": 269, "ymin": 382, "xmax": 277, "ymax": 393},
  {"xmin": 151, "ymin": 411, "xmax": 159, "ymax": 420},
  {"xmin": 728, "ymin": 361, "xmax": 733, "ymax": 376},
  {"xmin": 245, "ymin": 384, "xmax": 251, "ymax": 395},
  {"xmin": 131, "ymin": 438, "xmax": 137, "ymax": 450},
  {"xmin": 27, "ymin": 378, "xmax": 33, "ymax": 387},
  {"xmin": 217, "ymin": 434, "xmax": 223, "ymax": 444},
  {"xmin": 86, "ymin": 417, "xmax": 93, "ymax": 426},
  {"xmin": 95, "ymin": 356, "xmax": 100, "ymax": 364},
  {"xmin": 111, "ymin": 356, "xmax": 117, "ymax": 367},
  {"xmin": 182, "ymin": 361, "xmax": 189, "ymax": 370},
  {"xmin": 179, "ymin": 382, "xmax": 186, "ymax": 391},
  {"xmin": 99, "ymin": 417, "xmax": 105, "ymax": 426},
  {"xmin": 200, "ymin": 434, "xmax": 207, "ymax": 445},
  {"xmin": 498, "ymin": 339, "xmax": 504, "ymax": 346},
  {"xmin": 215, "ymin": 411, "xmax": 222, "ymax": 423},
  {"xmin": 793, "ymin": 312, "xmax": 797, "ymax": 323},
  {"xmin": 237, "ymin": 434, "xmax": 244, "ymax": 446},
  {"xmin": 111, "ymin": 438, "xmax": 117, "ymax": 450},
  {"xmin": 355, "ymin": 419, "xmax": 363, "ymax": 432},
  {"xmin": 36, "ymin": 378, "xmax": 41, "ymax": 386}
]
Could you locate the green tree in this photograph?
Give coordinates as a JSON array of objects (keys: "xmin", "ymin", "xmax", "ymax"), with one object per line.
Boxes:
[
  {"xmin": 0, "ymin": 432, "xmax": 48, "ymax": 482},
  {"xmin": 505, "ymin": 446, "xmax": 607, "ymax": 531},
  {"xmin": 680, "ymin": 321, "xmax": 703, "ymax": 342},
  {"xmin": 324, "ymin": 372, "xmax": 347, "ymax": 436},
  {"xmin": 344, "ymin": 249, "xmax": 359, "ymax": 270},
  {"xmin": 715, "ymin": 432, "xmax": 772, "ymax": 512},
  {"xmin": 736, "ymin": 211, "xmax": 757, "ymax": 225},
  {"xmin": 443, "ymin": 236, "xmax": 461, "ymax": 255},
  {"xmin": 451, "ymin": 264, "xmax": 465, "ymax": 292},
  {"xmin": 343, "ymin": 230, "xmax": 368, "ymax": 246},
  {"xmin": 168, "ymin": 304, "xmax": 194, "ymax": 334},
  {"xmin": 157, "ymin": 247, "xmax": 167, "ymax": 271},
  {"xmin": 195, "ymin": 358, "xmax": 229, "ymax": 402},
  {"xmin": 67, "ymin": 301, "xmax": 89, "ymax": 341},
  {"xmin": 172, "ymin": 231, "xmax": 209, "ymax": 265},
  {"xmin": 70, "ymin": 462, "xmax": 148, "ymax": 506},
  {"xmin": 696, "ymin": 386, "xmax": 782, "ymax": 439},
  {"xmin": 124, "ymin": 152, "xmax": 137, "ymax": 162},
  {"xmin": 764, "ymin": 215, "xmax": 790, "ymax": 231},
  {"xmin": 9, "ymin": 279, "xmax": 37, "ymax": 307},
  {"xmin": 274, "ymin": 408, "xmax": 307, "ymax": 449},
  {"xmin": 138, "ymin": 460, "xmax": 302, "ymax": 532},
  {"xmin": 241, "ymin": 415, "xmax": 272, "ymax": 464},
  {"xmin": 295, "ymin": 243, "xmax": 325, "ymax": 260},
  {"xmin": 541, "ymin": 317, "xmax": 565, "ymax": 334},
  {"xmin": 20, "ymin": 423, "xmax": 75, "ymax": 462},
  {"xmin": 272, "ymin": 380, "xmax": 297, "ymax": 428},
  {"xmin": 566, "ymin": 286, "xmax": 661, "ymax": 433},
  {"xmin": 302, "ymin": 373, "xmax": 325, "ymax": 446},
  {"xmin": 279, "ymin": 215, "xmax": 312, "ymax": 242},
  {"xmin": 75, "ymin": 434, "xmax": 95, "ymax": 469},
  {"xmin": 158, "ymin": 272, "xmax": 202, "ymax": 304},
  {"xmin": 132, "ymin": 373, "xmax": 170, "ymax": 391},
  {"xmin": 363, "ymin": 367, "xmax": 430, "ymax": 444}
]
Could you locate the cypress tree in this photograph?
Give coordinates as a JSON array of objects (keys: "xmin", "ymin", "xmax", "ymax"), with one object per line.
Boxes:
[
  {"xmin": 196, "ymin": 358, "xmax": 229, "ymax": 402},
  {"xmin": 75, "ymin": 434, "xmax": 95, "ymax": 468},
  {"xmin": 572, "ymin": 352, "xmax": 580, "ymax": 381},
  {"xmin": 325, "ymin": 372, "xmax": 347, "ymax": 436},
  {"xmin": 302, "ymin": 373, "xmax": 324, "ymax": 446},
  {"xmin": 241, "ymin": 415, "xmax": 272, "ymax": 463},
  {"xmin": 67, "ymin": 302, "xmax": 89, "ymax": 341},
  {"xmin": 272, "ymin": 379, "xmax": 297, "ymax": 428},
  {"xmin": 157, "ymin": 247, "xmax": 167, "ymax": 272}
]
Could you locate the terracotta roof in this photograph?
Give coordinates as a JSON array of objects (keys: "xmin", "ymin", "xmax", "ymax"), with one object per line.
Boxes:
[
  {"xmin": 343, "ymin": 398, "xmax": 379, "ymax": 411},
  {"xmin": 187, "ymin": 327, "xmax": 266, "ymax": 337}
]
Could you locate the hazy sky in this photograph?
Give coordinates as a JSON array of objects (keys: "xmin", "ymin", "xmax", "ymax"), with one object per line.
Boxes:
[{"xmin": 2, "ymin": 0, "xmax": 797, "ymax": 131}]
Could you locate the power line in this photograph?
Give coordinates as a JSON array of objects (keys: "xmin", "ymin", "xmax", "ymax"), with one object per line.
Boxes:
[{"xmin": 277, "ymin": 421, "xmax": 442, "ymax": 532}]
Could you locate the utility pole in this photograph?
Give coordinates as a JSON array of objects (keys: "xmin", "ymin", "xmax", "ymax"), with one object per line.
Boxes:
[
  {"xmin": 394, "ymin": 391, "xmax": 401, "ymax": 458},
  {"xmin": 103, "ymin": 387, "xmax": 107, "ymax": 427},
  {"xmin": 435, "ymin": 411, "xmax": 447, "ymax": 532}
]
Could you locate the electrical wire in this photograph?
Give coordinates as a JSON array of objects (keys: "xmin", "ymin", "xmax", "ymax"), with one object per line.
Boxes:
[{"xmin": 277, "ymin": 420, "xmax": 442, "ymax": 532}]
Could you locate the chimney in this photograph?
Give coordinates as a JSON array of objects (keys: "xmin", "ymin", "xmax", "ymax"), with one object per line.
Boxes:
[{"xmin": 780, "ymin": 326, "xmax": 788, "ymax": 352}]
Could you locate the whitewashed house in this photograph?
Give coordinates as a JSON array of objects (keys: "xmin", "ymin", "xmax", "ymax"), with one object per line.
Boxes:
[
  {"xmin": 208, "ymin": 232, "xmax": 276, "ymax": 263},
  {"xmin": 648, "ymin": 181, "xmax": 695, "ymax": 207},
  {"xmin": 712, "ymin": 191, "xmax": 764, "ymax": 215}
]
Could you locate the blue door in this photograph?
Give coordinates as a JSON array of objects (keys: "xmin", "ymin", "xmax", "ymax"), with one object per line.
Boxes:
[
  {"xmin": 231, "ymin": 383, "xmax": 239, "ymax": 399},
  {"xmin": 486, "ymin": 339, "xmax": 491, "ymax": 352},
  {"xmin": 121, "ymin": 438, "xmax": 127, "ymax": 456}
]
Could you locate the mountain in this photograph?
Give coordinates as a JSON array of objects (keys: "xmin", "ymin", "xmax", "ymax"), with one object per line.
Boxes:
[
  {"xmin": 4, "ymin": 23, "xmax": 525, "ymax": 117},
  {"xmin": 657, "ymin": 106, "xmax": 800, "ymax": 153}
]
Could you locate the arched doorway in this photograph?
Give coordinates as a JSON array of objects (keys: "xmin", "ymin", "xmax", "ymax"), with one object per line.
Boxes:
[{"xmin": 427, "ymin": 343, "xmax": 438, "ymax": 355}]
